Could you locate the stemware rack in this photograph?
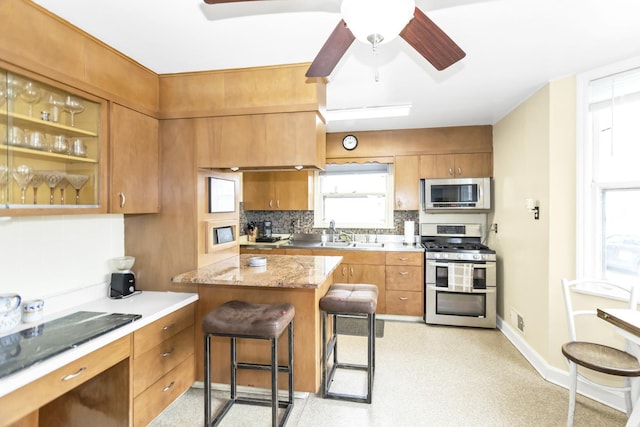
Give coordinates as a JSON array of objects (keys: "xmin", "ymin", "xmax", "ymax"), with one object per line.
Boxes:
[{"xmin": 0, "ymin": 67, "xmax": 103, "ymax": 211}]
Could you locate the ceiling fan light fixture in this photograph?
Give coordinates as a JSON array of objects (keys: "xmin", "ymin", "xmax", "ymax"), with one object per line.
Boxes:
[{"xmin": 341, "ymin": 0, "xmax": 415, "ymax": 47}]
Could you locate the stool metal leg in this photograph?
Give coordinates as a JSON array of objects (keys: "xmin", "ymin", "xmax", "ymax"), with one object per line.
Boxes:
[
  {"xmin": 271, "ymin": 335, "xmax": 278, "ymax": 427},
  {"xmin": 204, "ymin": 334, "xmax": 211, "ymax": 427},
  {"xmin": 321, "ymin": 311, "xmax": 375, "ymax": 404}
]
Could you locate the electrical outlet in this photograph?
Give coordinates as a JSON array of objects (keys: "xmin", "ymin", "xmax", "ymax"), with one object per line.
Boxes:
[{"xmin": 517, "ymin": 314, "xmax": 525, "ymax": 333}]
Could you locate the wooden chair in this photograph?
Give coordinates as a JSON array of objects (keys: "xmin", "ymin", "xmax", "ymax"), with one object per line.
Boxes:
[{"xmin": 561, "ymin": 278, "xmax": 640, "ymax": 426}]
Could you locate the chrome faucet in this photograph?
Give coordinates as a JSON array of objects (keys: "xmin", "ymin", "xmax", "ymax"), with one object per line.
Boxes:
[{"xmin": 328, "ymin": 219, "xmax": 336, "ymax": 242}]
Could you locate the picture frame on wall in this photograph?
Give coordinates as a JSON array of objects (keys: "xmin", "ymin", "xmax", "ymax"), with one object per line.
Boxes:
[{"xmin": 208, "ymin": 177, "xmax": 235, "ymax": 213}]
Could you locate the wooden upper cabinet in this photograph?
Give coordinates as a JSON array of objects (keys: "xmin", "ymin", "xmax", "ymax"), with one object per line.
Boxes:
[
  {"xmin": 243, "ymin": 171, "xmax": 313, "ymax": 210},
  {"xmin": 420, "ymin": 153, "xmax": 492, "ymax": 178},
  {"xmin": 196, "ymin": 111, "xmax": 326, "ymax": 170},
  {"xmin": 394, "ymin": 155, "xmax": 420, "ymax": 210},
  {"xmin": 110, "ymin": 103, "xmax": 160, "ymax": 213}
]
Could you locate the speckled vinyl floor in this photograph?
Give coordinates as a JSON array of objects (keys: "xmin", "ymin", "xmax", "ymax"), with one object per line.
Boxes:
[{"xmin": 149, "ymin": 320, "xmax": 627, "ymax": 427}]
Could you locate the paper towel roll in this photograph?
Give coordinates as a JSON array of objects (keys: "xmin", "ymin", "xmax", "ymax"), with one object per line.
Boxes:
[{"xmin": 404, "ymin": 221, "xmax": 415, "ymax": 244}]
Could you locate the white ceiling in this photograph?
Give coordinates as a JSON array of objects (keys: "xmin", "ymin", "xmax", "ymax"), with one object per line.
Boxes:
[{"xmin": 33, "ymin": 0, "xmax": 640, "ymax": 133}]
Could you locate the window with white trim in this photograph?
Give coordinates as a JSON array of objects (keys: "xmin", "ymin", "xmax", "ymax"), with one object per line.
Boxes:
[
  {"xmin": 314, "ymin": 163, "xmax": 394, "ymax": 229},
  {"xmin": 579, "ymin": 63, "xmax": 640, "ymax": 287}
]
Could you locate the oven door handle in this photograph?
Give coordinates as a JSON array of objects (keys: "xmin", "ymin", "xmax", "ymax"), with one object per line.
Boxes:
[{"xmin": 427, "ymin": 284, "xmax": 496, "ymax": 293}]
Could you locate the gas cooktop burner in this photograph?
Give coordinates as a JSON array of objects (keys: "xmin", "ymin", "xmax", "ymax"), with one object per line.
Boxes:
[{"xmin": 423, "ymin": 242, "xmax": 492, "ymax": 252}]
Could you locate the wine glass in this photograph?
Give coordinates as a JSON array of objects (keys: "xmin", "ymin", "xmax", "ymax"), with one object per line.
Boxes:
[
  {"xmin": 19, "ymin": 81, "xmax": 41, "ymax": 117},
  {"xmin": 56, "ymin": 174, "xmax": 69, "ymax": 205},
  {"xmin": 0, "ymin": 165, "xmax": 8, "ymax": 204},
  {"xmin": 64, "ymin": 96, "xmax": 85, "ymax": 127},
  {"xmin": 12, "ymin": 165, "xmax": 33, "ymax": 204},
  {"xmin": 66, "ymin": 174, "xmax": 89, "ymax": 204},
  {"xmin": 41, "ymin": 170, "xmax": 65, "ymax": 205},
  {"xmin": 28, "ymin": 171, "xmax": 45, "ymax": 204}
]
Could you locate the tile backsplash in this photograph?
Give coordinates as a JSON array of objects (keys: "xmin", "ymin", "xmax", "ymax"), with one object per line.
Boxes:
[{"xmin": 240, "ymin": 203, "xmax": 418, "ymax": 237}]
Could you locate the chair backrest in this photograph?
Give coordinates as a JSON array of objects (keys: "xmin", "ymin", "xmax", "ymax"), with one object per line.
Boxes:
[{"xmin": 561, "ymin": 278, "xmax": 639, "ymax": 342}]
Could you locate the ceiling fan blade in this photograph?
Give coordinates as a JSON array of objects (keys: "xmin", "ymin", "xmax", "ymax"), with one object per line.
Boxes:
[
  {"xmin": 400, "ymin": 7, "xmax": 466, "ymax": 71},
  {"xmin": 306, "ymin": 19, "xmax": 355, "ymax": 78},
  {"xmin": 203, "ymin": 0, "xmax": 264, "ymax": 4}
]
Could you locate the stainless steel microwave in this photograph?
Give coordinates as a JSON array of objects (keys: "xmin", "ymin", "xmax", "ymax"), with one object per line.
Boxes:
[{"xmin": 421, "ymin": 177, "xmax": 491, "ymax": 211}]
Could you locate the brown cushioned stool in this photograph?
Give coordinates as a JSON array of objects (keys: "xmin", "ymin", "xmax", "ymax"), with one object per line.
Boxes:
[
  {"xmin": 202, "ymin": 300, "xmax": 295, "ymax": 427},
  {"xmin": 319, "ymin": 283, "xmax": 378, "ymax": 403}
]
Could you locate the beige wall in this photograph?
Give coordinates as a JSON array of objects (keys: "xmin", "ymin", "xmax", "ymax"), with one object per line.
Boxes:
[
  {"xmin": 491, "ymin": 75, "xmax": 627, "ymax": 373},
  {"xmin": 490, "ymin": 83, "xmax": 553, "ymax": 360}
]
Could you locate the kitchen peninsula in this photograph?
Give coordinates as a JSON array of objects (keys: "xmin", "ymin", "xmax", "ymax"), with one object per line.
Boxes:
[{"xmin": 172, "ymin": 254, "xmax": 342, "ymax": 393}]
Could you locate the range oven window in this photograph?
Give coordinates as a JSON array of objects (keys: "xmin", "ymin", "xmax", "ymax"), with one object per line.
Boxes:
[
  {"xmin": 435, "ymin": 263, "xmax": 488, "ymax": 289},
  {"xmin": 436, "ymin": 292, "xmax": 486, "ymax": 317},
  {"xmin": 431, "ymin": 183, "xmax": 478, "ymax": 203}
]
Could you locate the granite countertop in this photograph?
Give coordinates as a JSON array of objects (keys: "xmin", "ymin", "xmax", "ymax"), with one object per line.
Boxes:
[{"xmin": 172, "ymin": 254, "xmax": 343, "ymax": 289}]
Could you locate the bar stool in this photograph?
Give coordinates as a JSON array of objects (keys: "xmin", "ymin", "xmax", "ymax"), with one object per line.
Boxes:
[
  {"xmin": 319, "ymin": 283, "xmax": 378, "ymax": 404},
  {"xmin": 202, "ymin": 300, "xmax": 295, "ymax": 427}
]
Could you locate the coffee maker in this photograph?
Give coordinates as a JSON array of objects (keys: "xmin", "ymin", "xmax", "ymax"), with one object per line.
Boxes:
[
  {"xmin": 109, "ymin": 256, "xmax": 138, "ymax": 299},
  {"xmin": 263, "ymin": 220, "xmax": 273, "ymax": 238}
]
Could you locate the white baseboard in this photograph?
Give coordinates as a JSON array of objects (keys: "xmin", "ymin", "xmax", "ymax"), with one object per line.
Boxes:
[{"xmin": 497, "ymin": 316, "xmax": 626, "ymax": 413}]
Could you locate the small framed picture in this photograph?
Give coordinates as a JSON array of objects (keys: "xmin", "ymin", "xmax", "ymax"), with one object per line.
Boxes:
[
  {"xmin": 215, "ymin": 226, "xmax": 234, "ymax": 244},
  {"xmin": 208, "ymin": 177, "xmax": 235, "ymax": 213}
]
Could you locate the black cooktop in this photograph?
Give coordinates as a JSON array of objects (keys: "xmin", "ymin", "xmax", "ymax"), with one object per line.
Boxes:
[
  {"xmin": 255, "ymin": 236, "xmax": 281, "ymax": 243},
  {"xmin": 0, "ymin": 311, "xmax": 141, "ymax": 379}
]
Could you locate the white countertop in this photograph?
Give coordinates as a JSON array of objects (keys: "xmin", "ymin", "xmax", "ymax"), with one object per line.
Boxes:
[{"xmin": 0, "ymin": 290, "xmax": 198, "ymax": 399}]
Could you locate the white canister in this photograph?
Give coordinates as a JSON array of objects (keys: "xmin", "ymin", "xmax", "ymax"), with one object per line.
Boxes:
[{"xmin": 22, "ymin": 299, "xmax": 44, "ymax": 323}]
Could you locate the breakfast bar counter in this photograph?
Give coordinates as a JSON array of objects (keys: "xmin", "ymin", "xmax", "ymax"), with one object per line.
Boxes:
[{"xmin": 172, "ymin": 254, "xmax": 343, "ymax": 393}]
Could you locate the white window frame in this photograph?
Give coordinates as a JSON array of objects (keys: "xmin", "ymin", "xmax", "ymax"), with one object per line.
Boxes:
[
  {"xmin": 313, "ymin": 163, "xmax": 395, "ymax": 230},
  {"xmin": 577, "ymin": 56, "xmax": 640, "ymax": 282}
]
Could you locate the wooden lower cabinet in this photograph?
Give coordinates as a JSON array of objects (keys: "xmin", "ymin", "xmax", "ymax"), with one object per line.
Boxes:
[
  {"xmin": 132, "ymin": 303, "xmax": 196, "ymax": 426},
  {"xmin": 385, "ymin": 252, "xmax": 424, "ymax": 316},
  {"xmin": 133, "ymin": 357, "xmax": 195, "ymax": 427},
  {"xmin": 317, "ymin": 250, "xmax": 387, "ymax": 313},
  {"xmin": 0, "ymin": 336, "xmax": 131, "ymax": 427}
]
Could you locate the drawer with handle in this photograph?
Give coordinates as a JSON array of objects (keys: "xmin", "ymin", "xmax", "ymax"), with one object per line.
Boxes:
[
  {"xmin": 133, "ymin": 356, "xmax": 195, "ymax": 427},
  {"xmin": 133, "ymin": 324, "xmax": 195, "ymax": 396},
  {"xmin": 133, "ymin": 303, "xmax": 194, "ymax": 357},
  {"xmin": 386, "ymin": 265, "xmax": 423, "ymax": 291},
  {"xmin": 386, "ymin": 290, "xmax": 423, "ymax": 316}
]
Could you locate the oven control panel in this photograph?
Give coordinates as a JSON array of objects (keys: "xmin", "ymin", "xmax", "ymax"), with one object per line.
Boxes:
[{"xmin": 425, "ymin": 252, "xmax": 496, "ymax": 261}]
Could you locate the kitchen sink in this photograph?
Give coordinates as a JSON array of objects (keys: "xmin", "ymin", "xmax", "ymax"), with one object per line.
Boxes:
[
  {"xmin": 319, "ymin": 241, "xmax": 353, "ymax": 248},
  {"xmin": 350, "ymin": 242, "xmax": 385, "ymax": 248}
]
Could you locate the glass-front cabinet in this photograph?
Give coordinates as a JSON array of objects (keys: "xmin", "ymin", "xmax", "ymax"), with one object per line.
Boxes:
[{"xmin": 0, "ymin": 67, "xmax": 106, "ymax": 214}]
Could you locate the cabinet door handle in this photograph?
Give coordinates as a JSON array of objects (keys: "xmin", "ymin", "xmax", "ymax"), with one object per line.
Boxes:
[
  {"xmin": 269, "ymin": 200, "xmax": 273, "ymax": 208},
  {"xmin": 276, "ymin": 199, "xmax": 280, "ymax": 209},
  {"xmin": 162, "ymin": 381, "xmax": 176, "ymax": 392},
  {"xmin": 162, "ymin": 347, "xmax": 175, "ymax": 357},
  {"xmin": 448, "ymin": 167, "xmax": 453, "ymax": 176},
  {"xmin": 457, "ymin": 167, "xmax": 462, "ymax": 175},
  {"xmin": 163, "ymin": 322, "xmax": 175, "ymax": 331},
  {"xmin": 399, "ymin": 297, "xmax": 409, "ymax": 301},
  {"xmin": 341, "ymin": 266, "xmax": 347, "ymax": 277},
  {"xmin": 62, "ymin": 366, "xmax": 86, "ymax": 381},
  {"xmin": 118, "ymin": 192, "xmax": 126, "ymax": 208},
  {"xmin": 399, "ymin": 257, "xmax": 408, "ymax": 261},
  {"xmin": 349, "ymin": 267, "xmax": 354, "ymax": 276},
  {"xmin": 399, "ymin": 271, "xmax": 409, "ymax": 275}
]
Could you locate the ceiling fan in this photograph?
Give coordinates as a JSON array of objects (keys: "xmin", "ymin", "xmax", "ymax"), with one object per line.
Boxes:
[{"xmin": 202, "ymin": 0, "xmax": 466, "ymax": 78}]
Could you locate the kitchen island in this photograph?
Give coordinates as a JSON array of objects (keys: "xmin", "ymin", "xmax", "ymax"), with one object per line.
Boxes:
[{"xmin": 172, "ymin": 253, "xmax": 342, "ymax": 393}]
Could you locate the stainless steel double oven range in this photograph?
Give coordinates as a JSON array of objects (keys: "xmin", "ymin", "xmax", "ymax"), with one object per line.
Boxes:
[{"xmin": 421, "ymin": 223, "xmax": 496, "ymax": 328}]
